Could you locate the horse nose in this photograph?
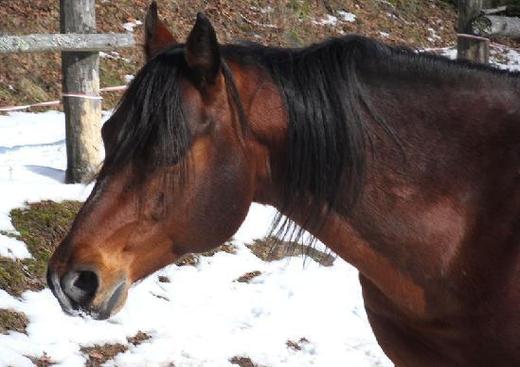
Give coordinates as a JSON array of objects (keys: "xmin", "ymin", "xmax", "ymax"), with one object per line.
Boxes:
[{"xmin": 61, "ymin": 269, "xmax": 99, "ymax": 306}]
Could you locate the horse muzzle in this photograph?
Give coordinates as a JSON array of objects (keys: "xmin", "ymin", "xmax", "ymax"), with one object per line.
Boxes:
[{"xmin": 46, "ymin": 266, "xmax": 129, "ymax": 320}]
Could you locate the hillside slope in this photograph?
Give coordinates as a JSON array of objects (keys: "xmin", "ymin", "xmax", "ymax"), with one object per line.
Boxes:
[{"xmin": 0, "ymin": 0, "xmax": 458, "ymax": 109}]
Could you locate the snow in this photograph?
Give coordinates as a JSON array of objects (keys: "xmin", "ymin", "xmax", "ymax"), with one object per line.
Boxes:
[
  {"xmin": 0, "ymin": 234, "xmax": 31, "ymax": 259},
  {"xmin": 495, "ymin": 48, "xmax": 520, "ymax": 72},
  {"xmin": 250, "ymin": 5, "xmax": 273, "ymax": 14},
  {"xmin": 312, "ymin": 11, "xmax": 356, "ymax": 27},
  {"xmin": 0, "ymin": 111, "xmax": 391, "ymax": 366},
  {"xmin": 99, "ymin": 51, "xmax": 131, "ymax": 63},
  {"xmin": 337, "ymin": 11, "xmax": 356, "ymax": 23},
  {"xmin": 122, "ymin": 20, "xmax": 143, "ymax": 33},
  {"xmin": 427, "ymin": 27, "xmax": 441, "ymax": 43},
  {"xmin": 312, "ymin": 15, "xmax": 338, "ymax": 26},
  {"xmin": 432, "ymin": 44, "xmax": 520, "ymax": 72}
]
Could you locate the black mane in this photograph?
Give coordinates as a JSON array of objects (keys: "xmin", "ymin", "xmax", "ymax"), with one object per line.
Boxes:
[
  {"xmin": 221, "ymin": 36, "xmax": 520, "ymax": 238},
  {"xmin": 223, "ymin": 36, "xmax": 399, "ymax": 236}
]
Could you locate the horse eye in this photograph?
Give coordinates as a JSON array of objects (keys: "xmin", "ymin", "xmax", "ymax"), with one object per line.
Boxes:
[{"xmin": 195, "ymin": 117, "xmax": 213, "ymax": 134}]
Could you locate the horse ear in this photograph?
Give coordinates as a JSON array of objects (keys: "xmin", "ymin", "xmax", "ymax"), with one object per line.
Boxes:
[
  {"xmin": 144, "ymin": 1, "xmax": 177, "ymax": 61},
  {"xmin": 185, "ymin": 13, "xmax": 221, "ymax": 85}
]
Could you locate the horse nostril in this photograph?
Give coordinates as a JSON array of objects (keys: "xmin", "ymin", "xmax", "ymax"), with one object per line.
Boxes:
[{"xmin": 61, "ymin": 270, "xmax": 99, "ymax": 306}]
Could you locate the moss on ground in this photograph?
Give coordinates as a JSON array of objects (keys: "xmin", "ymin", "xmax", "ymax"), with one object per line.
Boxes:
[
  {"xmin": 0, "ymin": 308, "xmax": 28, "ymax": 334},
  {"xmin": 81, "ymin": 331, "xmax": 151, "ymax": 367},
  {"xmin": 81, "ymin": 343, "xmax": 127, "ymax": 367},
  {"xmin": 0, "ymin": 200, "xmax": 82, "ymax": 296},
  {"xmin": 229, "ymin": 356, "xmax": 258, "ymax": 367}
]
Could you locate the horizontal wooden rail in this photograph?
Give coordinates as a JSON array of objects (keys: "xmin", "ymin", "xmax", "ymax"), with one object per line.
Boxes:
[
  {"xmin": 472, "ymin": 15, "xmax": 520, "ymax": 39},
  {"xmin": 0, "ymin": 33, "xmax": 134, "ymax": 53}
]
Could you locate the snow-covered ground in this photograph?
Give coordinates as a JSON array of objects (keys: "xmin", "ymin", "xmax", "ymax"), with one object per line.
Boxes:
[
  {"xmin": 428, "ymin": 43, "xmax": 520, "ymax": 72},
  {"xmin": 0, "ymin": 112, "xmax": 391, "ymax": 366}
]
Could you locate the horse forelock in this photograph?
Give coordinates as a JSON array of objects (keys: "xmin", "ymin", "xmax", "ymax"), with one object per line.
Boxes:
[{"xmin": 98, "ymin": 48, "xmax": 191, "ymax": 188}]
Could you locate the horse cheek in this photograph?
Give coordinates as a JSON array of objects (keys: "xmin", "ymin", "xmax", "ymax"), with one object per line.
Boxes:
[{"xmin": 190, "ymin": 153, "xmax": 254, "ymax": 250}]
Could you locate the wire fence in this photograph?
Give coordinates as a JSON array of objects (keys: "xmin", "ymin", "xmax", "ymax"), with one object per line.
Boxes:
[{"xmin": 0, "ymin": 85, "xmax": 127, "ymax": 112}]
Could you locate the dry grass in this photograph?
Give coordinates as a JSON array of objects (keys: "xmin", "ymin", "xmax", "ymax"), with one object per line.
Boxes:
[
  {"xmin": 247, "ymin": 237, "xmax": 336, "ymax": 266},
  {"xmin": 0, "ymin": 1, "xmax": 461, "ymax": 110},
  {"xmin": 230, "ymin": 356, "xmax": 261, "ymax": 367},
  {"xmin": 80, "ymin": 331, "xmax": 151, "ymax": 367}
]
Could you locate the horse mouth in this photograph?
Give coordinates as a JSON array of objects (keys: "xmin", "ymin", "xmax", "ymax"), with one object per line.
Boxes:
[
  {"xmin": 47, "ymin": 269, "xmax": 128, "ymax": 320},
  {"xmin": 90, "ymin": 282, "xmax": 128, "ymax": 320}
]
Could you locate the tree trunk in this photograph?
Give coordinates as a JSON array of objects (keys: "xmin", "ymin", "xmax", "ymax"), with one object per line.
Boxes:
[{"xmin": 459, "ymin": 0, "xmax": 484, "ymax": 33}]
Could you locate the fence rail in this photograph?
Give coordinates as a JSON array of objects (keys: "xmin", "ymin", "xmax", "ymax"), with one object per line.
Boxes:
[
  {"xmin": 2, "ymin": 0, "xmax": 136, "ymax": 183},
  {"xmin": 0, "ymin": 33, "xmax": 134, "ymax": 53}
]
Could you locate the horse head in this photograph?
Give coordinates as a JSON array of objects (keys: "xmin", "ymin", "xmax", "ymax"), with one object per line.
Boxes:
[{"xmin": 47, "ymin": 4, "xmax": 273, "ymax": 319}]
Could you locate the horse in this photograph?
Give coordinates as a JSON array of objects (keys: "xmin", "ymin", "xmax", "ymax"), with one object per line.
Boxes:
[{"xmin": 47, "ymin": 2, "xmax": 520, "ymax": 366}]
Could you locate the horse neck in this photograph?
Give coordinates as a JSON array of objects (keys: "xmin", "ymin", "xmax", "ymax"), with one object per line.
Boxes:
[
  {"xmin": 228, "ymin": 61, "xmax": 288, "ymax": 204},
  {"xmin": 240, "ymin": 54, "xmax": 520, "ymax": 318}
]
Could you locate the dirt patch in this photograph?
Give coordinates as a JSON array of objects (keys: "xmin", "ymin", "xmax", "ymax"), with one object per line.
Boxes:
[
  {"xmin": 286, "ymin": 337, "xmax": 310, "ymax": 351},
  {"xmin": 175, "ymin": 253, "xmax": 200, "ymax": 267},
  {"xmin": 81, "ymin": 331, "xmax": 151, "ymax": 366},
  {"xmin": 247, "ymin": 237, "xmax": 335, "ymax": 266},
  {"xmin": 127, "ymin": 330, "xmax": 151, "ymax": 346},
  {"xmin": 0, "ymin": 308, "xmax": 28, "ymax": 334},
  {"xmin": 0, "ymin": 200, "xmax": 82, "ymax": 296},
  {"xmin": 175, "ymin": 243, "xmax": 238, "ymax": 267},
  {"xmin": 235, "ymin": 271, "xmax": 262, "ymax": 283},
  {"xmin": 81, "ymin": 343, "xmax": 127, "ymax": 367},
  {"xmin": 27, "ymin": 352, "xmax": 54, "ymax": 367},
  {"xmin": 157, "ymin": 275, "xmax": 171, "ymax": 283},
  {"xmin": 230, "ymin": 356, "xmax": 261, "ymax": 367},
  {"xmin": 202, "ymin": 243, "xmax": 238, "ymax": 256}
]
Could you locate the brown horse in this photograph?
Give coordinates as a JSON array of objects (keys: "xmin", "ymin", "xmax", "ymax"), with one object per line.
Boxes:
[{"xmin": 47, "ymin": 2, "xmax": 520, "ymax": 366}]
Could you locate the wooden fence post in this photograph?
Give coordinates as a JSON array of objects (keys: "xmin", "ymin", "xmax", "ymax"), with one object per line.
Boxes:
[
  {"xmin": 61, "ymin": 0, "xmax": 103, "ymax": 183},
  {"xmin": 458, "ymin": 0, "xmax": 490, "ymax": 63}
]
